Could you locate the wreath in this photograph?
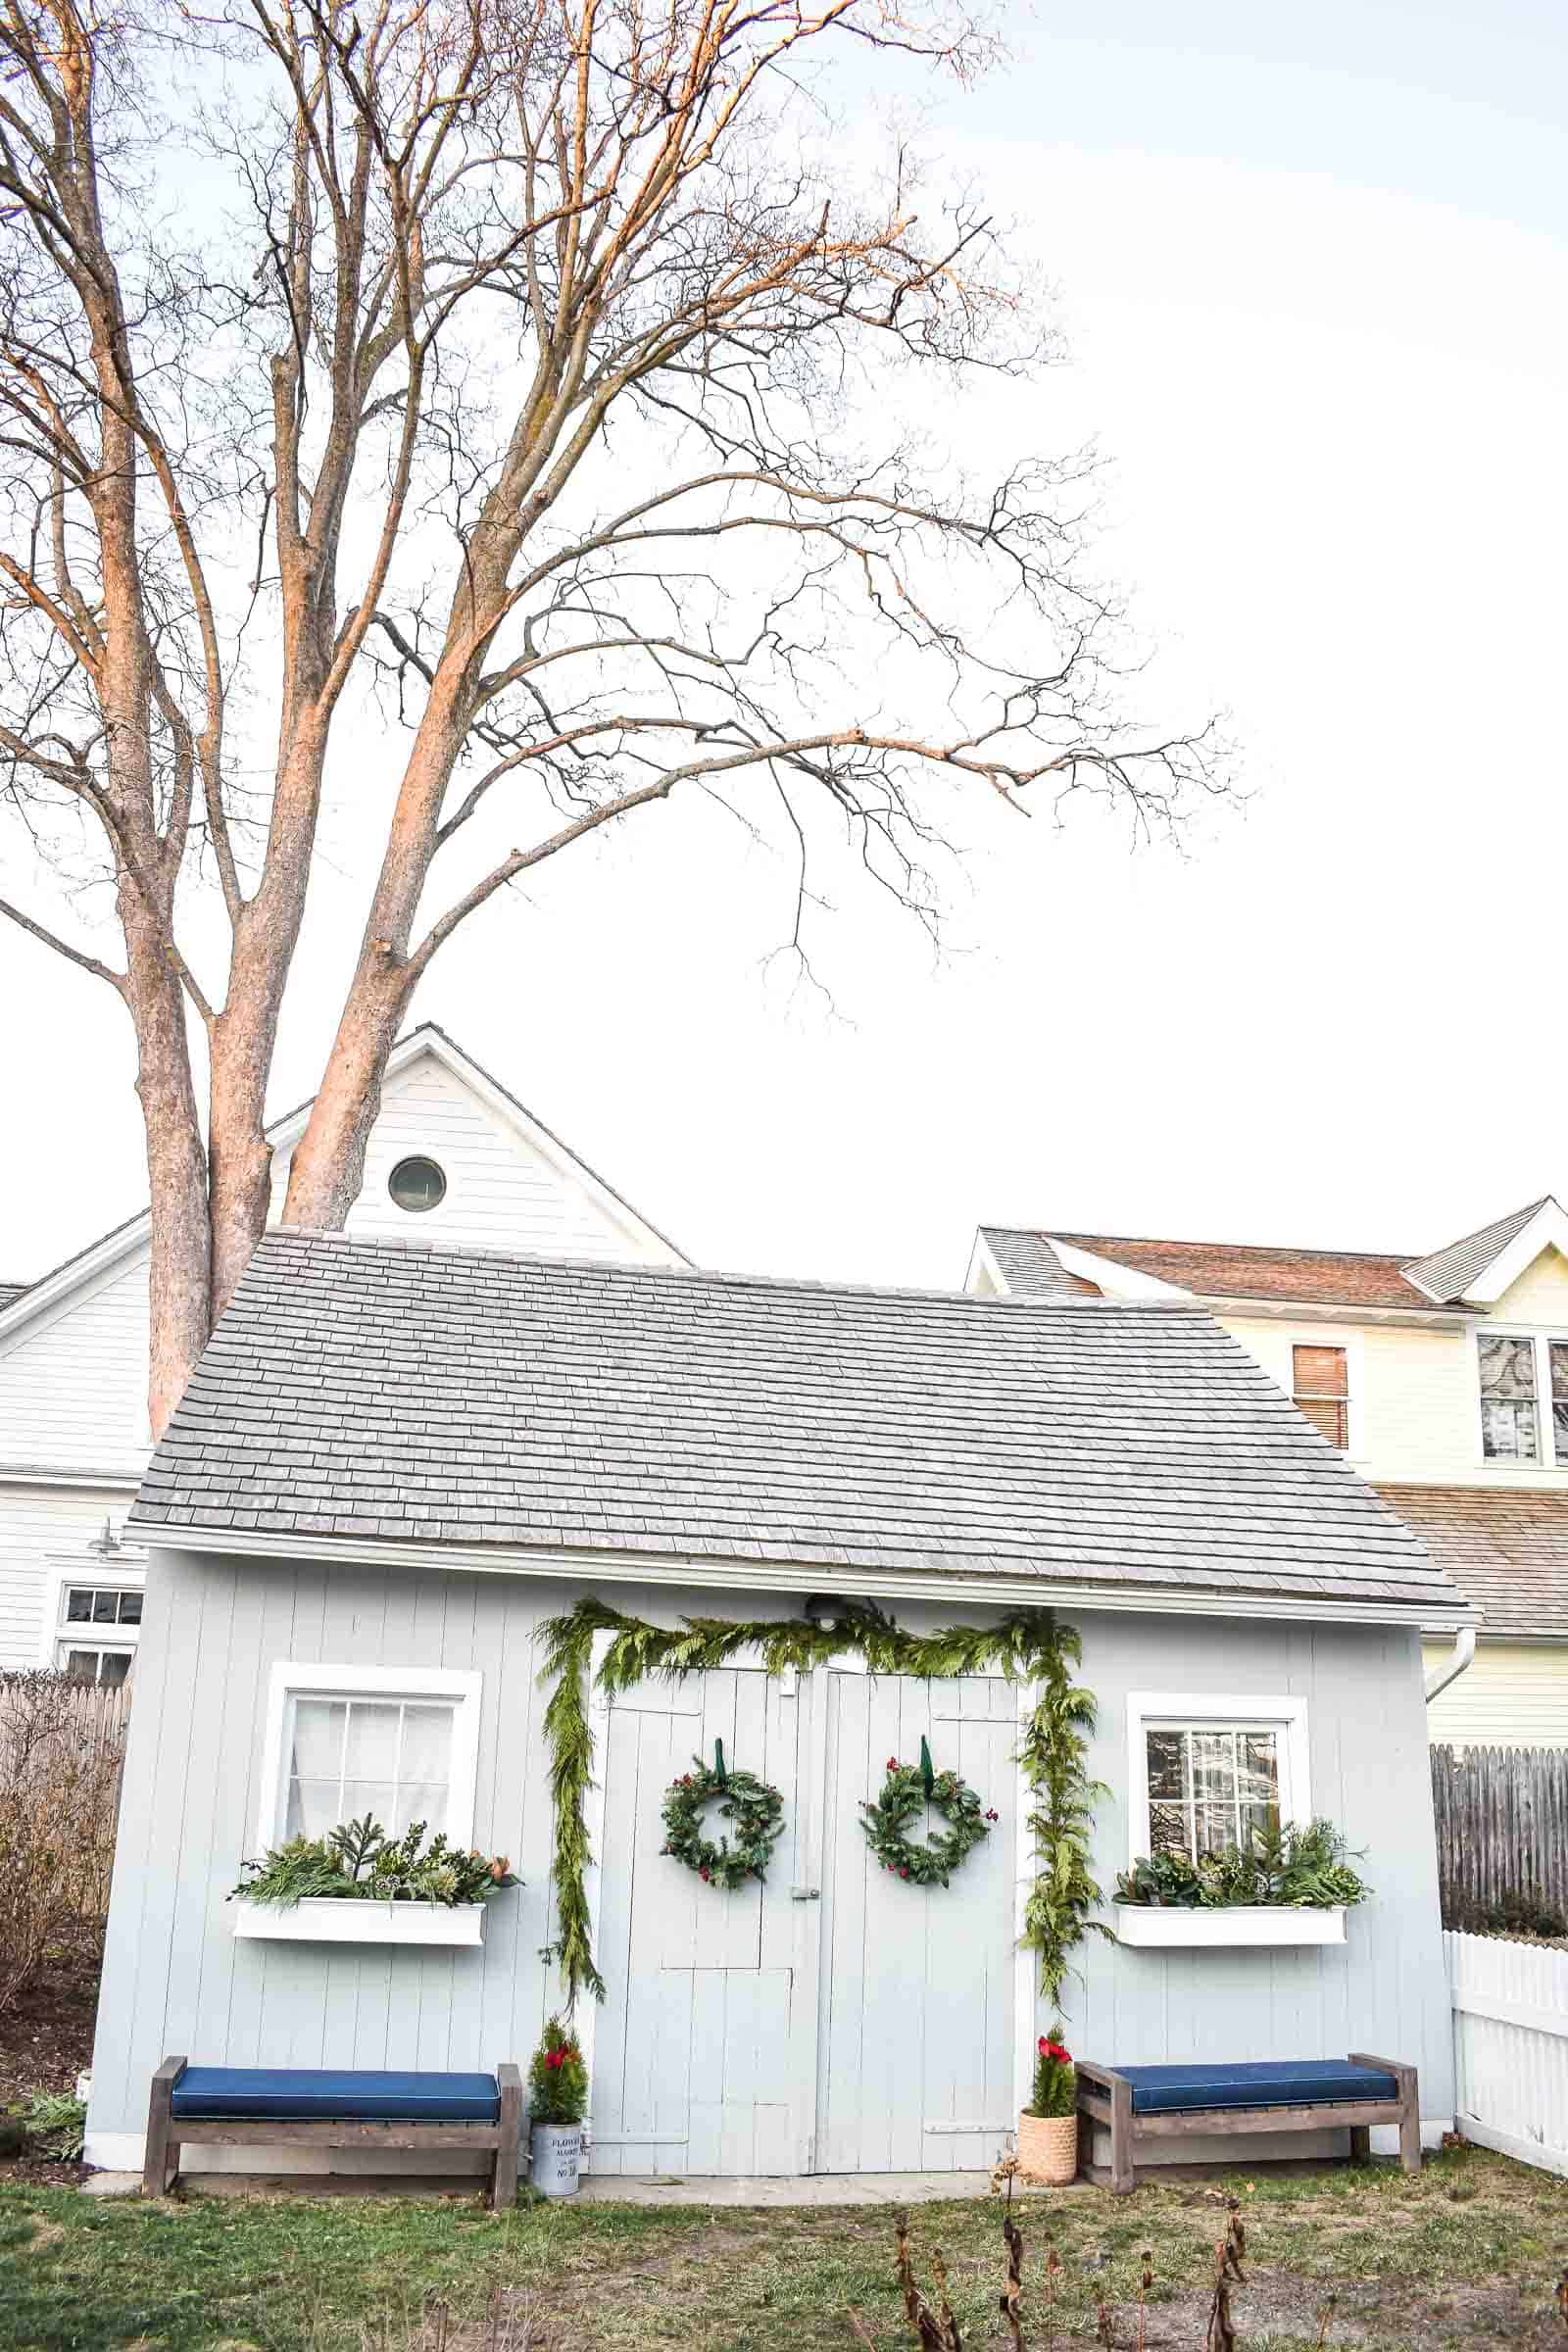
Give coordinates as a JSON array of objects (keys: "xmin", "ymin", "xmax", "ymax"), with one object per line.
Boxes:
[
  {"xmin": 660, "ymin": 1745, "xmax": 785, "ymax": 1890},
  {"xmin": 859, "ymin": 1740, "xmax": 998, "ymax": 1887}
]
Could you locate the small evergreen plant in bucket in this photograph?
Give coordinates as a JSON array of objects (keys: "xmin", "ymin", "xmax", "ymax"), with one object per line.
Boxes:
[
  {"xmin": 1018, "ymin": 2028, "xmax": 1079, "ymax": 2184},
  {"xmin": 527, "ymin": 2016, "xmax": 587, "ymax": 2196}
]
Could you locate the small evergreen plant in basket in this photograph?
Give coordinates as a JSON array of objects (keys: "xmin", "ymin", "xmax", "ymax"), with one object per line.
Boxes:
[{"xmin": 1027, "ymin": 2028, "xmax": 1076, "ymax": 2119}]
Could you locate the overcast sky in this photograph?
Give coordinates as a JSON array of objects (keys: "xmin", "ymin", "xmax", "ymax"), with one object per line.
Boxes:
[{"xmin": 3, "ymin": 0, "xmax": 1564, "ymax": 1291}]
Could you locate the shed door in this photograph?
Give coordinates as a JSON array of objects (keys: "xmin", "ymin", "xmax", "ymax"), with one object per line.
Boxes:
[
  {"xmin": 813, "ymin": 1669, "xmax": 1021, "ymax": 2175},
  {"xmin": 590, "ymin": 1665, "xmax": 811, "ymax": 2176}
]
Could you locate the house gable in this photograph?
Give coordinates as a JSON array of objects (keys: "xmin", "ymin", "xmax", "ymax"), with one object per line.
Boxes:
[
  {"xmin": 1487, "ymin": 1245, "xmax": 1568, "ymax": 1324},
  {"xmin": 0, "ymin": 1025, "xmax": 686, "ymax": 1482}
]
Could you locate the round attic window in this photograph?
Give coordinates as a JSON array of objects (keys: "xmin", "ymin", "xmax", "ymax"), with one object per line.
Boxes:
[{"xmin": 388, "ymin": 1155, "xmax": 447, "ymax": 1214}]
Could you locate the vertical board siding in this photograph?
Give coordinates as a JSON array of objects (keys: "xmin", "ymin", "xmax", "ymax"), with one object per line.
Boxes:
[
  {"xmin": 88, "ymin": 1566, "xmax": 1457, "ymax": 2173},
  {"xmin": 1431, "ymin": 1746, "xmax": 1568, "ymax": 1916},
  {"xmin": 1446, "ymin": 1930, "xmax": 1568, "ymax": 2177}
]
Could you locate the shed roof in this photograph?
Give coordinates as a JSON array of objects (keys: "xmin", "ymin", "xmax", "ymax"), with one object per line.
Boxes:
[{"xmin": 131, "ymin": 1231, "xmax": 1462, "ymax": 1622}]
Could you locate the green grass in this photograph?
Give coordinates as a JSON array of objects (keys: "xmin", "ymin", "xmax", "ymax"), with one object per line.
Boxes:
[{"xmin": 0, "ymin": 2147, "xmax": 1564, "ymax": 2350}]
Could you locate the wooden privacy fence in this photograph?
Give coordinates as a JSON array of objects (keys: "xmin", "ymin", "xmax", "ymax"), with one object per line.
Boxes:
[
  {"xmin": 1430, "ymin": 1744, "xmax": 1568, "ymax": 1920},
  {"xmin": 1446, "ymin": 1930, "xmax": 1568, "ymax": 2178}
]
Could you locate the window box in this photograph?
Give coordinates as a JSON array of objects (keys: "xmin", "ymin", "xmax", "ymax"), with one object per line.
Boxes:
[
  {"xmin": 1113, "ymin": 1902, "xmax": 1346, "ymax": 1948},
  {"xmin": 231, "ymin": 1897, "xmax": 485, "ymax": 1947}
]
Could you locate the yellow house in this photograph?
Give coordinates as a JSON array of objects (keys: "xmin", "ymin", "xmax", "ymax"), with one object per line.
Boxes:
[{"xmin": 968, "ymin": 1199, "xmax": 1568, "ymax": 1749}]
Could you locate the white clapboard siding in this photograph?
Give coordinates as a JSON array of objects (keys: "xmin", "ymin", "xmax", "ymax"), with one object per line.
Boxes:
[
  {"xmin": 273, "ymin": 1053, "xmax": 661, "ymax": 1262},
  {"xmin": 0, "ymin": 1482, "xmax": 141, "ymax": 1664},
  {"xmin": 0, "ymin": 1258, "xmax": 152, "ymax": 1478},
  {"xmin": 1446, "ymin": 1929, "xmax": 1568, "ymax": 2177}
]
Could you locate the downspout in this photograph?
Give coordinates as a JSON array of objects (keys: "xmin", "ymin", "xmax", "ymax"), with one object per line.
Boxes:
[{"xmin": 1424, "ymin": 1626, "xmax": 1478, "ymax": 1704}]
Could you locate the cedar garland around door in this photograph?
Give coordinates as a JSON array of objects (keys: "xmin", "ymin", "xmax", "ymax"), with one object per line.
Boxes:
[{"xmin": 538, "ymin": 1596, "xmax": 1107, "ymax": 2007}]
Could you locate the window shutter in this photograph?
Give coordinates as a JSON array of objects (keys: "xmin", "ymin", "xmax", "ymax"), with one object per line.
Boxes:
[{"xmin": 1292, "ymin": 1345, "xmax": 1348, "ymax": 1448}]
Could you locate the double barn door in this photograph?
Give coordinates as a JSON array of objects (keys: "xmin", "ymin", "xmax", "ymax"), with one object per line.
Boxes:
[{"xmin": 589, "ymin": 1662, "xmax": 1022, "ymax": 2178}]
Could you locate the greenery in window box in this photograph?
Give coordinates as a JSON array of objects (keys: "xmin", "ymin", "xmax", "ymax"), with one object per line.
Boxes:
[
  {"xmin": 527, "ymin": 2016, "xmax": 588, "ymax": 2126},
  {"xmin": 228, "ymin": 1815, "xmax": 518, "ymax": 1908},
  {"xmin": 1114, "ymin": 1820, "xmax": 1370, "ymax": 1910},
  {"xmin": 1026, "ymin": 2029, "xmax": 1076, "ymax": 2119}
]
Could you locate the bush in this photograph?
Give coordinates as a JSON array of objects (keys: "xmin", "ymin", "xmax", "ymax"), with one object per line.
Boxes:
[
  {"xmin": 1444, "ymin": 1887, "xmax": 1567, "ymax": 1940},
  {"xmin": 1027, "ymin": 2028, "xmax": 1076, "ymax": 2119},
  {"xmin": 20, "ymin": 2091, "xmax": 86, "ymax": 2161},
  {"xmin": 1115, "ymin": 1819, "xmax": 1370, "ymax": 1910},
  {"xmin": 0, "ymin": 1670, "xmax": 125, "ymax": 2019},
  {"xmin": 527, "ymin": 2017, "xmax": 588, "ymax": 2126}
]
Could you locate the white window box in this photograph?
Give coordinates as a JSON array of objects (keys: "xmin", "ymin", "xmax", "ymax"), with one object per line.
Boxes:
[
  {"xmin": 231, "ymin": 1898, "xmax": 485, "ymax": 1947},
  {"xmin": 1113, "ymin": 1903, "xmax": 1347, "ymax": 1948}
]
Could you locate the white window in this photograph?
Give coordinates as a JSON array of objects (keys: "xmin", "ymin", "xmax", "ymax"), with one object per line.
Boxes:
[
  {"xmin": 1477, "ymin": 1331, "xmax": 1568, "ymax": 1466},
  {"xmin": 1127, "ymin": 1692, "xmax": 1309, "ymax": 1867},
  {"xmin": 56, "ymin": 1582, "xmax": 142, "ymax": 1686},
  {"xmin": 254, "ymin": 1663, "xmax": 482, "ymax": 1852}
]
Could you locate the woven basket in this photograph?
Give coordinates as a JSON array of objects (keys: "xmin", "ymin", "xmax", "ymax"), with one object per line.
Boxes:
[{"xmin": 1017, "ymin": 2110, "xmax": 1078, "ymax": 2186}]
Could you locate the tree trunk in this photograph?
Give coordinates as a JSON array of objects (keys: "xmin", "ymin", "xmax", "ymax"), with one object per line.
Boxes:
[{"xmin": 119, "ymin": 891, "xmax": 211, "ymax": 1443}]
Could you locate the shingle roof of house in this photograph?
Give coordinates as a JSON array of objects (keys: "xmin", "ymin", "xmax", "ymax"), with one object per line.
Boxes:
[
  {"xmin": 1400, "ymin": 1199, "xmax": 1552, "ymax": 1306},
  {"xmin": 1374, "ymin": 1486, "xmax": 1568, "ymax": 1639},
  {"xmin": 979, "ymin": 1225, "xmax": 1436, "ymax": 1310},
  {"xmin": 129, "ymin": 1231, "xmax": 1464, "ymax": 1621}
]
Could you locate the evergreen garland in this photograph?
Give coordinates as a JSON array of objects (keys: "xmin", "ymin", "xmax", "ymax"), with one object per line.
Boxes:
[
  {"xmin": 661, "ymin": 1755, "xmax": 785, "ymax": 1888},
  {"xmin": 537, "ymin": 1597, "xmax": 1104, "ymax": 2009}
]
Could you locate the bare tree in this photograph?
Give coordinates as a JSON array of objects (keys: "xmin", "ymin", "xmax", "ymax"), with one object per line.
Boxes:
[{"xmin": 0, "ymin": 0, "xmax": 1224, "ymax": 1433}]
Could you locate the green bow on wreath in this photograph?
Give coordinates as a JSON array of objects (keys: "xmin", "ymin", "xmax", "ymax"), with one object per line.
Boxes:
[
  {"xmin": 660, "ymin": 1750, "xmax": 786, "ymax": 1890},
  {"xmin": 860, "ymin": 1747, "xmax": 998, "ymax": 1887}
]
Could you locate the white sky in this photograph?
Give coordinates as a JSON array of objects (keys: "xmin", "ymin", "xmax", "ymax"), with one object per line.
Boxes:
[{"xmin": 3, "ymin": 0, "xmax": 1565, "ymax": 1290}]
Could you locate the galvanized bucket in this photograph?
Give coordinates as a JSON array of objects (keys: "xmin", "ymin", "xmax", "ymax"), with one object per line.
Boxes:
[{"xmin": 530, "ymin": 2120, "xmax": 582, "ymax": 2197}]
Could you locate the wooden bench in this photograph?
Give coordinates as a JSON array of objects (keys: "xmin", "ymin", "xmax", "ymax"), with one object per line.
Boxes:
[
  {"xmin": 143, "ymin": 2059, "xmax": 524, "ymax": 2208},
  {"xmin": 1075, "ymin": 2053, "xmax": 1420, "ymax": 2194}
]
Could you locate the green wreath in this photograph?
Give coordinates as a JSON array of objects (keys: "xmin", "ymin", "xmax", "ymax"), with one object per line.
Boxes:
[
  {"xmin": 859, "ymin": 1741, "xmax": 998, "ymax": 1887},
  {"xmin": 660, "ymin": 1747, "xmax": 785, "ymax": 1891}
]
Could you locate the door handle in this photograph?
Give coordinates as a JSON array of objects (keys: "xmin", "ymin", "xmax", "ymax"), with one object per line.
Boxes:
[{"xmin": 790, "ymin": 1886, "xmax": 821, "ymax": 1901}]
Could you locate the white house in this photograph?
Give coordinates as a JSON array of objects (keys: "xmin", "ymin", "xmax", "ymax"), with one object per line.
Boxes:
[
  {"xmin": 0, "ymin": 1024, "xmax": 686, "ymax": 1684},
  {"xmin": 968, "ymin": 1197, "xmax": 1568, "ymax": 1748}
]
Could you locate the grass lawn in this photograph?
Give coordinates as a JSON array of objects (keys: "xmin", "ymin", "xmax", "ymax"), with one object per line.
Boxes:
[{"xmin": 0, "ymin": 2146, "xmax": 1563, "ymax": 2351}]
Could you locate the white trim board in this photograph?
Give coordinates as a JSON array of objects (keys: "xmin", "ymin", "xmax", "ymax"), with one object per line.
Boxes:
[
  {"xmin": 252, "ymin": 1660, "xmax": 483, "ymax": 1853},
  {"xmin": 134, "ymin": 1524, "xmax": 1472, "ymax": 1631}
]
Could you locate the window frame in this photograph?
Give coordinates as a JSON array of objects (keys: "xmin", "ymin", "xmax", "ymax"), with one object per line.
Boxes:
[
  {"xmin": 253, "ymin": 1661, "xmax": 483, "ymax": 1854},
  {"xmin": 1126, "ymin": 1691, "xmax": 1310, "ymax": 1870},
  {"xmin": 1290, "ymin": 1342, "xmax": 1351, "ymax": 1451},
  {"xmin": 42, "ymin": 1551, "xmax": 146, "ymax": 1674},
  {"xmin": 1475, "ymin": 1326, "xmax": 1568, "ymax": 1470}
]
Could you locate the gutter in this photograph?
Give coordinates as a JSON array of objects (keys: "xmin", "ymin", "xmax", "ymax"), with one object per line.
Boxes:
[{"xmin": 1424, "ymin": 1626, "xmax": 1478, "ymax": 1703}]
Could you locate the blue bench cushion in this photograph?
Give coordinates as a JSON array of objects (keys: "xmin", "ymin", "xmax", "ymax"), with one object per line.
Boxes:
[
  {"xmin": 1117, "ymin": 2061, "xmax": 1397, "ymax": 2116},
  {"xmin": 169, "ymin": 2068, "xmax": 500, "ymax": 2123}
]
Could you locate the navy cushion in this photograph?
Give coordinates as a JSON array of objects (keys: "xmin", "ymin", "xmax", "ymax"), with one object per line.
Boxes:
[
  {"xmin": 1118, "ymin": 2061, "xmax": 1397, "ymax": 2116},
  {"xmin": 169, "ymin": 2067, "xmax": 500, "ymax": 2122}
]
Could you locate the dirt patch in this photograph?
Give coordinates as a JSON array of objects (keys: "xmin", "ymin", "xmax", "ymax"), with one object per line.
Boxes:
[
  {"xmin": 0, "ymin": 1926, "xmax": 99, "ymax": 2187},
  {"xmin": 1098, "ymin": 2266, "xmax": 1564, "ymax": 2350}
]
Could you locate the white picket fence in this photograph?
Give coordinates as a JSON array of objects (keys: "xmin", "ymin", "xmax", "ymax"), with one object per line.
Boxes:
[{"xmin": 1446, "ymin": 1929, "xmax": 1568, "ymax": 2178}]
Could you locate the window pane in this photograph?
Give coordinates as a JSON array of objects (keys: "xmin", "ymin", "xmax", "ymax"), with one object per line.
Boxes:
[
  {"xmin": 1297, "ymin": 1396, "xmax": 1348, "ymax": 1447},
  {"xmin": 1189, "ymin": 1731, "xmax": 1236, "ymax": 1859},
  {"xmin": 99, "ymin": 1651, "xmax": 130, "ymax": 1688},
  {"xmin": 1551, "ymin": 1344, "xmax": 1568, "ymax": 1402},
  {"xmin": 119, "ymin": 1591, "xmax": 142, "ymax": 1625},
  {"xmin": 287, "ymin": 1698, "xmax": 345, "ymax": 1837},
  {"xmin": 90, "ymin": 1591, "xmax": 119, "ymax": 1624},
  {"xmin": 1293, "ymin": 1345, "xmax": 1348, "ymax": 1398},
  {"xmin": 1238, "ymin": 1732, "xmax": 1281, "ymax": 1843},
  {"xmin": 65, "ymin": 1590, "xmax": 93, "ymax": 1623},
  {"xmin": 1479, "ymin": 1336, "xmax": 1536, "ymax": 1396},
  {"xmin": 61, "ymin": 1649, "xmax": 100, "ymax": 1682},
  {"xmin": 393, "ymin": 1704, "xmax": 454, "ymax": 1835},
  {"xmin": 1481, "ymin": 1396, "xmax": 1540, "ymax": 1461}
]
